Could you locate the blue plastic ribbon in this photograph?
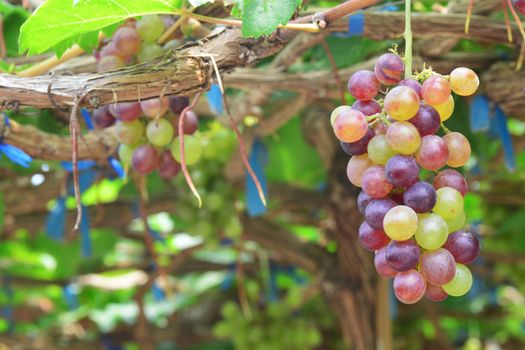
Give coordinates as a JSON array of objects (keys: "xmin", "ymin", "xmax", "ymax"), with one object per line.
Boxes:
[
  {"xmin": 494, "ymin": 105, "xmax": 516, "ymax": 171},
  {"xmin": 60, "ymin": 160, "xmax": 97, "ymax": 172},
  {"xmin": 0, "ymin": 114, "xmax": 32, "ymax": 168},
  {"xmin": 151, "ymin": 283, "xmax": 166, "ymax": 301},
  {"xmin": 80, "ymin": 204, "xmax": 92, "ymax": 257},
  {"xmin": 2, "ymin": 275, "xmax": 14, "ymax": 333},
  {"xmin": 63, "ymin": 284, "xmax": 79, "ymax": 310},
  {"xmin": 207, "ymin": 84, "xmax": 224, "ymax": 115},
  {"xmin": 245, "ymin": 139, "xmax": 268, "ymax": 217},
  {"xmin": 219, "ymin": 263, "xmax": 236, "ymax": 291},
  {"xmin": 348, "ymin": 13, "xmax": 365, "ymax": 36},
  {"xmin": 470, "ymin": 95, "xmax": 490, "ymax": 132},
  {"xmin": 46, "ymin": 197, "xmax": 66, "ymax": 241},
  {"xmin": 81, "ymin": 108, "xmax": 95, "ymax": 130}
]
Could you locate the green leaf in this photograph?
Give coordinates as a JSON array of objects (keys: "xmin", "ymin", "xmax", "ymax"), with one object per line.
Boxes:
[
  {"xmin": 241, "ymin": 0, "xmax": 299, "ymax": 38},
  {"xmin": 19, "ymin": 0, "xmax": 183, "ymax": 56}
]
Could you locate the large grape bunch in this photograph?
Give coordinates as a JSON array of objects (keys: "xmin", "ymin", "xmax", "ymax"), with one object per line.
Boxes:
[
  {"xmin": 91, "ymin": 15, "xmax": 202, "ymax": 179},
  {"xmin": 331, "ymin": 52, "xmax": 481, "ymax": 304}
]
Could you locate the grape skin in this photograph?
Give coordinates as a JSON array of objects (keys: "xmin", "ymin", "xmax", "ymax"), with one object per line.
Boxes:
[
  {"xmin": 433, "ymin": 187, "xmax": 464, "ymax": 219},
  {"xmin": 358, "ymin": 221, "xmax": 390, "ymax": 251},
  {"xmin": 352, "ymin": 100, "xmax": 381, "ymax": 116},
  {"xmin": 419, "ymin": 248, "xmax": 456, "ymax": 285},
  {"xmin": 146, "ymin": 118, "xmax": 174, "ymax": 147},
  {"xmin": 386, "ymin": 240, "xmax": 420, "ymax": 272},
  {"xmin": 330, "ymin": 105, "xmax": 352, "ymax": 126},
  {"xmin": 449, "ymin": 67, "xmax": 479, "ymax": 96},
  {"xmin": 442, "ymin": 264, "xmax": 473, "ymax": 297},
  {"xmin": 408, "ymin": 104, "xmax": 440, "ymax": 136},
  {"xmin": 385, "ymin": 155, "xmax": 419, "ymax": 188},
  {"xmin": 365, "ymin": 198, "xmax": 397, "ymax": 230},
  {"xmin": 434, "ymin": 169, "xmax": 468, "ymax": 196},
  {"xmin": 425, "ymin": 283, "xmax": 448, "ymax": 302},
  {"xmin": 341, "ymin": 128, "xmax": 375, "ymax": 156},
  {"xmin": 362, "ymin": 166, "xmax": 393, "ymax": 198},
  {"xmin": 158, "ymin": 150, "xmax": 181, "ymax": 179},
  {"xmin": 443, "ymin": 132, "xmax": 471, "ymax": 167},
  {"xmin": 443, "ymin": 230, "xmax": 480, "ymax": 264},
  {"xmin": 393, "ymin": 269, "xmax": 426, "ymax": 304},
  {"xmin": 141, "ymin": 97, "xmax": 169, "ymax": 119},
  {"xmin": 93, "ymin": 106, "xmax": 115, "ymax": 129},
  {"xmin": 109, "ymin": 102, "xmax": 142, "ymax": 122},
  {"xmin": 374, "ymin": 53, "xmax": 404, "ymax": 85},
  {"xmin": 132, "ymin": 144, "xmax": 160, "ymax": 174},
  {"xmin": 333, "ymin": 109, "xmax": 368, "ymax": 143},
  {"xmin": 113, "ymin": 27, "xmax": 141, "ymax": 56},
  {"xmin": 347, "ymin": 70, "xmax": 380, "ymax": 101},
  {"xmin": 384, "ymin": 86, "xmax": 420, "ymax": 121},
  {"xmin": 115, "ymin": 120, "xmax": 144, "ymax": 145},
  {"xmin": 386, "ymin": 121, "xmax": 421, "ymax": 155},
  {"xmin": 346, "ymin": 154, "xmax": 374, "ymax": 187},
  {"xmin": 403, "ymin": 181, "xmax": 436, "ymax": 213},
  {"xmin": 374, "ymin": 247, "xmax": 398, "ymax": 278},
  {"xmin": 398, "ymin": 78, "xmax": 423, "ymax": 99},
  {"xmin": 433, "ymin": 95, "xmax": 454, "ymax": 121},
  {"xmin": 383, "ymin": 205, "xmax": 419, "ymax": 241},
  {"xmin": 415, "ymin": 135, "xmax": 449, "ymax": 171},
  {"xmin": 169, "ymin": 96, "xmax": 190, "ymax": 114},
  {"xmin": 357, "ymin": 191, "xmax": 373, "ymax": 215},
  {"xmin": 422, "ymin": 76, "xmax": 451, "ymax": 106},
  {"xmin": 367, "ymin": 134, "xmax": 397, "ymax": 165}
]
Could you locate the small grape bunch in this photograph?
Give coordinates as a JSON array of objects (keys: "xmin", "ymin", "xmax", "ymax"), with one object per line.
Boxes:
[{"xmin": 331, "ymin": 53, "xmax": 481, "ymax": 304}]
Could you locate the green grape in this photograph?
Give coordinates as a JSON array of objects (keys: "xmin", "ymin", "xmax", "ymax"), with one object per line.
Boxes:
[
  {"xmin": 386, "ymin": 121, "xmax": 421, "ymax": 155},
  {"xmin": 146, "ymin": 118, "xmax": 173, "ymax": 147},
  {"xmin": 383, "ymin": 205, "xmax": 418, "ymax": 241},
  {"xmin": 115, "ymin": 119, "xmax": 144, "ymax": 145},
  {"xmin": 137, "ymin": 42, "xmax": 164, "ymax": 62},
  {"xmin": 442, "ymin": 263, "xmax": 473, "ymax": 296},
  {"xmin": 118, "ymin": 143, "xmax": 138, "ymax": 166},
  {"xmin": 224, "ymin": 215, "xmax": 242, "ymax": 238},
  {"xmin": 136, "ymin": 15, "xmax": 164, "ymax": 42},
  {"xmin": 445, "ymin": 211, "xmax": 466, "ymax": 233},
  {"xmin": 213, "ymin": 322, "xmax": 231, "ymax": 338},
  {"xmin": 414, "ymin": 213, "xmax": 448, "ymax": 250},
  {"xmin": 433, "ymin": 187, "xmax": 464, "ymax": 219},
  {"xmin": 367, "ymin": 134, "xmax": 397, "ymax": 165},
  {"xmin": 221, "ymin": 301, "xmax": 239, "ymax": 318},
  {"xmin": 170, "ymin": 135, "xmax": 202, "ymax": 165}
]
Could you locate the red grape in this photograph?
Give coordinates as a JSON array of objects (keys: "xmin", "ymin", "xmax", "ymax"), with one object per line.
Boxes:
[
  {"xmin": 364, "ymin": 198, "xmax": 397, "ymax": 230},
  {"xmin": 393, "ymin": 269, "xmax": 426, "ymax": 304},
  {"xmin": 357, "ymin": 190, "xmax": 373, "ymax": 215},
  {"xmin": 513, "ymin": 0, "xmax": 525, "ymax": 15},
  {"xmin": 433, "ymin": 169, "xmax": 468, "ymax": 196},
  {"xmin": 174, "ymin": 110, "xmax": 199, "ymax": 135},
  {"xmin": 347, "ymin": 70, "xmax": 380, "ymax": 101},
  {"xmin": 403, "ymin": 181, "xmax": 436, "ymax": 213},
  {"xmin": 444, "ymin": 230, "xmax": 481, "ymax": 264},
  {"xmin": 132, "ymin": 144, "xmax": 160, "ymax": 174},
  {"xmin": 425, "ymin": 283, "xmax": 448, "ymax": 302},
  {"xmin": 385, "ymin": 155, "xmax": 419, "ymax": 188},
  {"xmin": 385, "ymin": 240, "xmax": 420, "ymax": 272},
  {"xmin": 443, "ymin": 132, "xmax": 471, "ymax": 167},
  {"xmin": 140, "ymin": 97, "xmax": 169, "ymax": 118},
  {"xmin": 362, "ymin": 166, "xmax": 393, "ymax": 198},
  {"xmin": 352, "ymin": 100, "xmax": 381, "ymax": 116},
  {"xmin": 109, "ymin": 102, "xmax": 142, "ymax": 122},
  {"xmin": 415, "ymin": 135, "xmax": 449, "ymax": 171},
  {"xmin": 158, "ymin": 150, "xmax": 181, "ymax": 179},
  {"xmin": 113, "ymin": 27, "xmax": 141, "ymax": 56},
  {"xmin": 375, "ymin": 247, "xmax": 398, "ymax": 278},
  {"xmin": 408, "ymin": 104, "xmax": 440, "ymax": 136},
  {"xmin": 100, "ymin": 42, "xmax": 127, "ymax": 60},
  {"xmin": 92, "ymin": 105, "xmax": 115, "ymax": 129},
  {"xmin": 398, "ymin": 78, "xmax": 423, "ymax": 99},
  {"xmin": 374, "ymin": 53, "xmax": 404, "ymax": 85},
  {"xmin": 358, "ymin": 221, "xmax": 390, "ymax": 251},
  {"xmin": 419, "ymin": 248, "xmax": 456, "ymax": 285},
  {"xmin": 346, "ymin": 154, "xmax": 374, "ymax": 187},
  {"xmin": 333, "ymin": 109, "xmax": 368, "ymax": 143},
  {"xmin": 169, "ymin": 96, "xmax": 190, "ymax": 114},
  {"xmin": 422, "ymin": 76, "xmax": 451, "ymax": 106}
]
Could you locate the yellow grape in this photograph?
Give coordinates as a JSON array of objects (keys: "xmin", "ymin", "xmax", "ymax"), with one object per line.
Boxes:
[
  {"xmin": 449, "ymin": 67, "xmax": 479, "ymax": 96},
  {"xmin": 444, "ymin": 211, "xmax": 466, "ymax": 233},
  {"xmin": 346, "ymin": 154, "xmax": 375, "ymax": 187},
  {"xmin": 431, "ymin": 96, "xmax": 454, "ymax": 122},
  {"xmin": 330, "ymin": 105, "xmax": 351, "ymax": 126},
  {"xmin": 367, "ymin": 134, "xmax": 397, "ymax": 165},
  {"xmin": 414, "ymin": 213, "xmax": 448, "ymax": 250},
  {"xmin": 333, "ymin": 109, "xmax": 368, "ymax": 143},
  {"xmin": 433, "ymin": 187, "xmax": 464, "ymax": 219},
  {"xmin": 443, "ymin": 132, "xmax": 471, "ymax": 167},
  {"xmin": 442, "ymin": 264, "xmax": 473, "ymax": 296},
  {"xmin": 422, "ymin": 76, "xmax": 451, "ymax": 106},
  {"xmin": 386, "ymin": 121, "xmax": 421, "ymax": 155},
  {"xmin": 383, "ymin": 205, "xmax": 419, "ymax": 241},
  {"xmin": 384, "ymin": 86, "xmax": 420, "ymax": 121}
]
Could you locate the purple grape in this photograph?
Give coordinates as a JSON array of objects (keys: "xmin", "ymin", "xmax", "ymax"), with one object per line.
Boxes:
[
  {"xmin": 358, "ymin": 221, "xmax": 390, "ymax": 251},
  {"xmin": 174, "ymin": 110, "xmax": 199, "ymax": 135},
  {"xmin": 398, "ymin": 78, "xmax": 423, "ymax": 99},
  {"xmin": 158, "ymin": 150, "xmax": 181, "ymax": 179},
  {"xmin": 352, "ymin": 100, "xmax": 381, "ymax": 116},
  {"xmin": 403, "ymin": 181, "xmax": 437, "ymax": 213},
  {"xmin": 408, "ymin": 104, "xmax": 440, "ymax": 136},
  {"xmin": 92, "ymin": 105, "xmax": 115, "ymax": 129},
  {"xmin": 443, "ymin": 230, "xmax": 480, "ymax": 264},
  {"xmin": 513, "ymin": 0, "xmax": 525, "ymax": 16},
  {"xmin": 109, "ymin": 102, "xmax": 142, "ymax": 122},
  {"xmin": 365, "ymin": 198, "xmax": 396, "ymax": 230},
  {"xmin": 169, "ymin": 96, "xmax": 190, "ymax": 114},
  {"xmin": 340, "ymin": 128, "xmax": 375, "ymax": 156},
  {"xmin": 415, "ymin": 135, "xmax": 449, "ymax": 171},
  {"xmin": 357, "ymin": 190, "xmax": 373, "ymax": 215},
  {"xmin": 389, "ymin": 191, "xmax": 405, "ymax": 205},
  {"xmin": 385, "ymin": 155, "xmax": 419, "ymax": 188},
  {"xmin": 362, "ymin": 166, "xmax": 393, "ymax": 198},
  {"xmin": 132, "ymin": 145, "xmax": 160, "ymax": 174},
  {"xmin": 434, "ymin": 169, "xmax": 468, "ymax": 196},
  {"xmin": 374, "ymin": 53, "xmax": 404, "ymax": 85},
  {"xmin": 347, "ymin": 70, "xmax": 380, "ymax": 101},
  {"xmin": 374, "ymin": 247, "xmax": 398, "ymax": 278},
  {"xmin": 425, "ymin": 283, "xmax": 448, "ymax": 302},
  {"xmin": 385, "ymin": 240, "xmax": 420, "ymax": 272},
  {"xmin": 419, "ymin": 248, "xmax": 456, "ymax": 285}
]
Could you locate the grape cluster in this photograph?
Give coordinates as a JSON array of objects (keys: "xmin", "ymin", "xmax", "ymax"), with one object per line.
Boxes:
[
  {"xmin": 331, "ymin": 53, "xmax": 481, "ymax": 304},
  {"xmin": 513, "ymin": 0, "xmax": 525, "ymax": 15},
  {"xmin": 91, "ymin": 16, "xmax": 203, "ymax": 179}
]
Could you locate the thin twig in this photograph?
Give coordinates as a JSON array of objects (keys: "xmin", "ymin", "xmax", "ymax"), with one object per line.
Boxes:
[
  {"xmin": 158, "ymin": 7, "xmax": 195, "ymax": 44},
  {"xmin": 505, "ymin": 0, "xmax": 525, "ymax": 69},
  {"xmin": 464, "ymin": 0, "xmax": 474, "ymax": 34},
  {"xmin": 179, "ymin": 92, "xmax": 204, "ymax": 207},
  {"xmin": 502, "ymin": 0, "xmax": 513, "ymax": 42},
  {"xmin": 321, "ymin": 38, "xmax": 346, "ymax": 104},
  {"xmin": 69, "ymin": 96, "xmax": 83, "ymax": 230},
  {"xmin": 0, "ymin": 16, "xmax": 6, "ymax": 59},
  {"xmin": 235, "ymin": 240, "xmax": 253, "ymax": 319},
  {"xmin": 404, "ymin": 0, "xmax": 413, "ymax": 79}
]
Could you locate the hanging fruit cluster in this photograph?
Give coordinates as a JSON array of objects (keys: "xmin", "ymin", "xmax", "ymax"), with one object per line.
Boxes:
[
  {"xmin": 91, "ymin": 15, "xmax": 202, "ymax": 179},
  {"xmin": 331, "ymin": 52, "xmax": 481, "ymax": 304}
]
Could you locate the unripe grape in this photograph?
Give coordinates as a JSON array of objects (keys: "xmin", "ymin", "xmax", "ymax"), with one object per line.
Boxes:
[
  {"xmin": 367, "ymin": 134, "xmax": 397, "ymax": 165},
  {"xmin": 422, "ymin": 76, "xmax": 451, "ymax": 106},
  {"xmin": 362, "ymin": 166, "xmax": 393, "ymax": 198},
  {"xmin": 141, "ymin": 97, "xmax": 169, "ymax": 119},
  {"xmin": 374, "ymin": 247, "xmax": 398, "ymax": 278},
  {"xmin": 442, "ymin": 264, "xmax": 473, "ymax": 296},
  {"xmin": 136, "ymin": 15, "xmax": 164, "ymax": 42},
  {"xmin": 386, "ymin": 240, "xmax": 420, "ymax": 271},
  {"xmin": 384, "ymin": 86, "xmax": 420, "ymax": 121},
  {"xmin": 158, "ymin": 150, "xmax": 181, "ymax": 179},
  {"xmin": 109, "ymin": 102, "xmax": 142, "ymax": 122},
  {"xmin": 365, "ymin": 198, "xmax": 397, "ymax": 230},
  {"xmin": 385, "ymin": 155, "xmax": 419, "ymax": 188},
  {"xmin": 374, "ymin": 53, "xmax": 404, "ymax": 85},
  {"xmin": 449, "ymin": 67, "xmax": 479, "ymax": 96},
  {"xmin": 171, "ymin": 135, "xmax": 202, "ymax": 165},
  {"xmin": 113, "ymin": 27, "xmax": 141, "ymax": 56},
  {"xmin": 443, "ymin": 132, "xmax": 471, "ymax": 167},
  {"xmin": 357, "ymin": 191, "xmax": 373, "ymax": 215},
  {"xmin": 425, "ymin": 283, "xmax": 448, "ymax": 302},
  {"xmin": 358, "ymin": 221, "xmax": 390, "ymax": 251},
  {"xmin": 118, "ymin": 143, "xmax": 138, "ymax": 166},
  {"xmin": 137, "ymin": 42, "xmax": 164, "ymax": 62},
  {"xmin": 415, "ymin": 135, "xmax": 449, "ymax": 171},
  {"xmin": 386, "ymin": 121, "xmax": 421, "ymax": 155},
  {"xmin": 383, "ymin": 205, "xmax": 418, "ymax": 241},
  {"xmin": 398, "ymin": 78, "xmax": 423, "ymax": 99},
  {"xmin": 352, "ymin": 100, "xmax": 381, "ymax": 116},
  {"xmin": 146, "ymin": 118, "xmax": 174, "ymax": 147},
  {"xmin": 393, "ymin": 269, "xmax": 426, "ymax": 304},
  {"xmin": 330, "ymin": 105, "xmax": 352, "ymax": 126},
  {"xmin": 169, "ymin": 96, "xmax": 190, "ymax": 114},
  {"xmin": 115, "ymin": 120, "xmax": 144, "ymax": 144},
  {"xmin": 347, "ymin": 70, "xmax": 380, "ymax": 101},
  {"xmin": 434, "ymin": 169, "xmax": 468, "ymax": 196},
  {"xmin": 97, "ymin": 55, "xmax": 125, "ymax": 72},
  {"xmin": 444, "ymin": 230, "xmax": 480, "ymax": 264},
  {"xmin": 414, "ymin": 213, "xmax": 449, "ymax": 250},
  {"xmin": 432, "ymin": 95, "xmax": 454, "ymax": 121},
  {"xmin": 174, "ymin": 110, "xmax": 199, "ymax": 135},
  {"xmin": 408, "ymin": 104, "xmax": 440, "ymax": 136},
  {"xmin": 346, "ymin": 154, "xmax": 374, "ymax": 187},
  {"xmin": 333, "ymin": 109, "xmax": 368, "ymax": 142},
  {"xmin": 444, "ymin": 211, "xmax": 466, "ymax": 233},
  {"xmin": 132, "ymin": 144, "xmax": 160, "ymax": 174},
  {"xmin": 403, "ymin": 181, "xmax": 436, "ymax": 213},
  {"xmin": 434, "ymin": 187, "xmax": 464, "ymax": 219},
  {"xmin": 92, "ymin": 106, "xmax": 115, "ymax": 129}
]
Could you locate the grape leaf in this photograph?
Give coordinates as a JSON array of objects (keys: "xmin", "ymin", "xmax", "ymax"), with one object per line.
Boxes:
[
  {"xmin": 241, "ymin": 0, "xmax": 300, "ymax": 37},
  {"xmin": 19, "ymin": 0, "xmax": 183, "ymax": 56}
]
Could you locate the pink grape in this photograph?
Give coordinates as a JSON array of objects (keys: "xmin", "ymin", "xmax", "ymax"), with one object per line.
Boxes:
[
  {"xmin": 408, "ymin": 104, "xmax": 440, "ymax": 136},
  {"xmin": 365, "ymin": 198, "xmax": 397, "ymax": 230},
  {"xmin": 100, "ymin": 42, "xmax": 127, "ymax": 60},
  {"xmin": 362, "ymin": 166, "xmax": 393, "ymax": 198},
  {"xmin": 375, "ymin": 247, "xmax": 398, "ymax": 278},
  {"xmin": 158, "ymin": 150, "xmax": 181, "ymax": 179},
  {"xmin": 113, "ymin": 27, "xmax": 141, "ymax": 56},
  {"xmin": 92, "ymin": 106, "xmax": 115, "ymax": 129},
  {"xmin": 374, "ymin": 53, "xmax": 404, "ymax": 85},
  {"xmin": 97, "ymin": 55, "xmax": 125, "ymax": 72},
  {"xmin": 174, "ymin": 110, "xmax": 199, "ymax": 135},
  {"xmin": 434, "ymin": 169, "xmax": 468, "ymax": 196},
  {"xmin": 384, "ymin": 86, "xmax": 420, "ymax": 121},
  {"xmin": 346, "ymin": 154, "xmax": 374, "ymax": 187},
  {"xmin": 333, "ymin": 109, "xmax": 368, "ymax": 143},
  {"xmin": 403, "ymin": 181, "xmax": 436, "ymax": 213},
  {"xmin": 132, "ymin": 144, "xmax": 160, "ymax": 174},
  {"xmin": 398, "ymin": 78, "xmax": 423, "ymax": 99},
  {"xmin": 425, "ymin": 283, "xmax": 448, "ymax": 302},
  {"xmin": 385, "ymin": 155, "xmax": 419, "ymax": 188},
  {"xmin": 358, "ymin": 221, "xmax": 390, "ymax": 251},
  {"xmin": 444, "ymin": 230, "xmax": 481, "ymax": 264},
  {"xmin": 443, "ymin": 132, "xmax": 471, "ymax": 167},
  {"xmin": 393, "ymin": 270, "xmax": 426, "ymax": 304},
  {"xmin": 373, "ymin": 122, "xmax": 388, "ymax": 135},
  {"xmin": 513, "ymin": 0, "xmax": 525, "ymax": 15},
  {"xmin": 169, "ymin": 96, "xmax": 190, "ymax": 114},
  {"xmin": 341, "ymin": 128, "xmax": 375, "ymax": 156},
  {"xmin": 352, "ymin": 100, "xmax": 381, "ymax": 116},
  {"xmin": 449, "ymin": 67, "xmax": 479, "ymax": 96},
  {"xmin": 357, "ymin": 191, "xmax": 373, "ymax": 215},
  {"xmin": 386, "ymin": 121, "xmax": 421, "ymax": 155},
  {"xmin": 422, "ymin": 76, "xmax": 451, "ymax": 106},
  {"xmin": 385, "ymin": 240, "xmax": 420, "ymax": 272},
  {"xmin": 140, "ymin": 97, "xmax": 169, "ymax": 119},
  {"xmin": 347, "ymin": 70, "xmax": 380, "ymax": 101},
  {"xmin": 415, "ymin": 135, "xmax": 449, "ymax": 171},
  {"xmin": 419, "ymin": 248, "xmax": 456, "ymax": 285},
  {"xmin": 109, "ymin": 102, "xmax": 142, "ymax": 122}
]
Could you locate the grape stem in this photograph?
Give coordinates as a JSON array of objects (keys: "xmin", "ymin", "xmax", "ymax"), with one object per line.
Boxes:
[
  {"xmin": 440, "ymin": 123, "xmax": 452, "ymax": 134},
  {"xmin": 404, "ymin": 0, "xmax": 413, "ymax": 79}
]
